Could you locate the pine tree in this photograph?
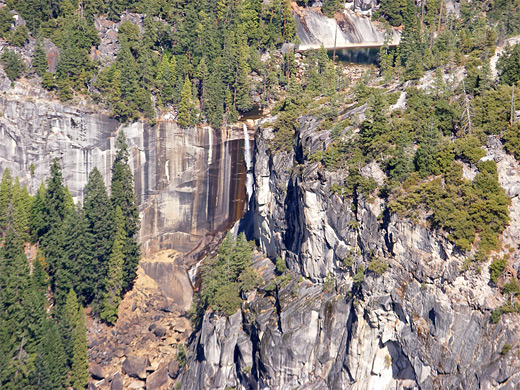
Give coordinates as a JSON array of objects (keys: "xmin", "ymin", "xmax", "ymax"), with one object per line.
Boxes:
[
  {"xmin": 1, "ymin": 49, "xmax": 24, "ymax": 83},
  {"xmin": 177, "ymin": 76, "xmax": 193, "ymax": 127},
  {"xmin": 64, "ymin": 204, "xmax": 91, "ymax": 302},
  {"xmin": 61, "ymin": 289, "xmax": 80, "ymax": 369},
  {"xmin": 11, "ymin": 180, "xmax": 32, "ymax": 243},
  {"xmin": 235, "ymin": 43, "xmax": 253, "ymax": 112},
  {"xmin": 497, "ymin": 43, "xmax": 520, "ymax": 86},
  {"xmin": 111, "ymin": 132, "xmax": 140, "ymax": 293},
  {"xmin": 196, "ymin": 57, "xmax": 208, "ymax": 112},
  {"xmin": 156, "ymin": 53, "xmax": 175, "ymax": 104},
  {"xmin": 29, "ymin": 182, "xmax": 46, "ymax": 243},
  {"xmin": 40, "ymin": 159, "xmax": 73, "ymax": 306},
  {"xmin": 71, "ymin": 306, "xmax": 88, "ymax": 390},
  {"xmin": 399, "ymin": 0, "xmax": 422, "ymax": 69},
  {"xmin": 0, "ymin": 168, "xmax": 13, "ymax": 234},
  {"xmin": 83, "ymin": 167, "xmax": 114, "ymax": 305},
  {"xmin": 22, "ymin": 274, "xmax": 48, "ymax": 355},
  {"xmin": 225, "ymin": 88, "xmax": 239, "ymax": 123},
  {"xmin": 32, "ymin": 321, "xmax": 67, "ymax": 389},
  {"xmin": 100, "ymin": 206, "xmax": 124, "ymax": 325},
  {"xmin": 0, "ymin": 227, "xmax": 32, "ymax": 389}
]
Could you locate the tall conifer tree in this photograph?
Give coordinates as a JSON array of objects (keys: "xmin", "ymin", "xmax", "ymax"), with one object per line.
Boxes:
[
  {"xmin": 100, "ymin": 205, "xmax": 125, "ymax": 325},
  {"xmin": 83, "ymin": 167, "xmax": 114, "ymax": 305},
  {"xmin": 178, "ymin": 76, "xmax": 193, "ymax": 128},
  {"xmin": 111, "ymin": 132, "xmax": 140, "ymax": 293}
]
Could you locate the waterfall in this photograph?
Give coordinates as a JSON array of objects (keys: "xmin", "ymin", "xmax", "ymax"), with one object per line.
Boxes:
[
  {"xmin": 188, "ymin": 258, "xmax": 204, "ymax": 286},
  {"xmin": 243, "ymin": 123, "xmax": 253, "ymax": 203}
]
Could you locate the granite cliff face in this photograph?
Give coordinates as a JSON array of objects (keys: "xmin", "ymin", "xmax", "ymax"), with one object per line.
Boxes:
[
  {"xmin": 0, "ymin": 96, "xmax": 250, "ymax": 256},
  {"xmin": 294, "ymin": 2, "xmax": 400, "ymax": 51},
  {"xmin": 181, "ymin": 116, "xmax": 520, "ymax": 389}
]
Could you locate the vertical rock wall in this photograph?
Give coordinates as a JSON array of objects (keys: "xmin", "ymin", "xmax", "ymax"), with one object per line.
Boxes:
[
  {"xmin": 0, "ymin": 97, "xmax": 248, "ymax": 256},
  {"xmin": 295, "ymin": 6, "xmax": 400, "ymax": 51},
  {"xmin": 181, "ymin": 117, "xmax": 520, "ymax": 390}
]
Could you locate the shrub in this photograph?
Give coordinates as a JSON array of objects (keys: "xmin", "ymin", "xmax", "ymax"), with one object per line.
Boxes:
[
  {"xmin": 489, "ymin": 257, "xmax": 507, "ymax": 284},
  {"xmin": 367, "ymin": 257, "xmax": 388, "ymax": 275},
  {"xmin": 176, "ymin": 343, "xmax": 187, "ymax": 368},
  {"xmin": 353, "ymin": 265, "xmax": 365, "ymax": 287},
  {"xmin": 500, "ymin": 343, "xmax": 512, "ymax": 355},
  {"xmin": 212, "ymin": 283, "xmax": 243, "ymax": 316},
  {"xmin": 275, "ymin": 257, "xmax": 286, "ymax": 274},
  {"xmin": 195, "ymin": 233, "xmax": 261, "ymax": 318},
  {"xmin": 1, "ymin": 49, "xmax": 24, "ymax": 82}
]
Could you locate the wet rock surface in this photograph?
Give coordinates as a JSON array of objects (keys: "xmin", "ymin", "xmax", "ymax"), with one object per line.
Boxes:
[{"xmin": 0, "ymin": 97, "xmax": 250, "ymax": 256}]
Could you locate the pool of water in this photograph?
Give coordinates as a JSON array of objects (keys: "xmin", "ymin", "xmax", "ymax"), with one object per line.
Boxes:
[
  {"xmin": 327, "ymin": 47, "xmax": 381, "ymax": 65},
  {"xmin": 239, "ymin": 105, "xmax": 264, "ymax": 121}
]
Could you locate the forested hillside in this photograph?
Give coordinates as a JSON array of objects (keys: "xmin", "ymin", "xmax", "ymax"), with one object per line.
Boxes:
[
  {"xmin": 3, "ymin": 0, "xmax": 296, "ymax": 125},
  {"xmin": 1, "ymin": 0, "xmax": 520, "ymax": 388},
  {"xmin": 0, "ymin": 132, "xmax": 139, "ymax": 388}
]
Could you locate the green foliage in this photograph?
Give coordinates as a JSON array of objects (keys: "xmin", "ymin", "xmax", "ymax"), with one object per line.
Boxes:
[
  {"xmin": 111, "ymin": 132, "xmax": 141, "ymax": 294},
  {"xmin": 500, "ymin": 343, "xmax": 513, "ymax": 355},
  {"xmin": 489, "ymin": 257, "xmax": 507, "ymax": 284},
  {"xmin": 272, "ymin": 110, "xmax": 297, "ymax": 153},
  {"xmin": 321, "ymin": 0, "xmax": 342, "ymax": 18},
  {"xmin": 178, "ymin": 76, "xmax": 193, "ymax": 128},
  {"xmin": 491, "ymin": 301, "xmax": 520, "ymax": 323},
  {"xmin": 353, "ymin": 265, "xmax": 365, "ymax": 287},
  {"xmin": 503, "ymin": 123, "xmax": 520, "ymax": 160},
  {"xmin": 389, "ymin": 161, "xmax": 510, "ymax": 257},
  {"xmin": 379, "ymin": 0, "xmax": 406, "ymax": 26},
  {"xmin": 497, "ymin": 43, "xmax": 520, "ymax": 86},
  {"xmin": 323, "ymin": 273, "xmax": 335, "ymax": 292},
  {"xmin": 474, "ymin": 85, "xmax": 518, "ymax": 135},
  {"xmin": 196, "ymin": 233, "xmax": 260, "ymax": 317},
  {"xmin": 500, "ymin": 343, "xmax": 512, "ymax": 355},
  {"xmin": 503, "ymin": 279, "xmax": 520, "ymax": 296},
  {"xmin": 71, "ymin": 306, "xmax": 89, "ymax": 389},
  {"xmin": 1, "ymin": 49, "xmax": 24, "ymax": 83},
  {"xmin": 176, "ymin": 343, "xmax": 187, "ymax": 369},
  {"xmin": 0, "ymin": 157, "xmax": 140, "ymax": 388},
  {"xmin": 275, "ymin": 257, "xmax": 287, "ymax": 274},
  {"xmin": 99, "ymin": 206, "xmax": 125, "ymax": 325},
  {"xmin": 8, "ymin": 24, "xmax": 29, "ymax": 46},
  {"xmin": 82, "ymin": 167, "xmax": 114, "ymax": 306},
  {"xmin": 32, "ymin": 38, "xmax": 48, "ymax": 77},
  {"xmin": 367, "ymin": 256, "xmax": 388, "ymax": 275},
  {"xmin": 0, "ymin": 8, "xmax": 13, "ymax": 37}
]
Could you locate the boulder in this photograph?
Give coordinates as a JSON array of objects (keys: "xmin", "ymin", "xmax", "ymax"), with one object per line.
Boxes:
[
  {"xmin": 87, "ymin": 382, "xmax": 97, "ymax": 390},
  {"xmin": 128, "ymin": 381, "xmax": 145, "ymax": 389},
  {"xmin": 110, "ymin": 372, "xmax": 123, "ymax": 390},
  {"xmin": 146, "ymin": 366, "xmax": 169, "ymax": 390},
  {"xmin": 89, "ymin": 362, "xmax": 105, "ymax": 380},
  {"xmin": 168, "ymin": 359, "xmax": 180, "ymax": 379},
  {"xmin": 122, "ymin": 356, "xmax": 148, "ymax": 380},
  {"xmin": 153, "ymin": 326, "xmax": 167, "ymax": 338}
]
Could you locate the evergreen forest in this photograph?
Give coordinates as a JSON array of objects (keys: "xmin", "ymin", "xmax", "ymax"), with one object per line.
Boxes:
[
  {"xmin": 0, "ymin": 132, "xmax": 139, "ymax": 388},
  {"xmin": 1, "ymin": 0, "xmax": 520, "ymax": 387}
]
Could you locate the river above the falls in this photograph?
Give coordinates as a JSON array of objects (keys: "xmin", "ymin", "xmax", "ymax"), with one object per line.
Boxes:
[{"xmin": 328, "ymin": 46, "xmax": 381, "ymax": 65}]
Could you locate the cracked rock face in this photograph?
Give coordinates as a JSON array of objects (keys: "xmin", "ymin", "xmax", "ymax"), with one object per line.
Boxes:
[
  {"xmin": 182, "ymin": 117, "xmax": 520, "ymax": 390},
  {"xmin": 0, "ymin": 97, "xmax": 248, "ymax": 256}
]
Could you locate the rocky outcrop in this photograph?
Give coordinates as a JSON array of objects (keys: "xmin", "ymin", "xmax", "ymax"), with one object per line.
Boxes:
[
  {"xmin": 181, "ymin": 115, "xmax": 520, "ymax": 389},
  {"xmin": 0, "ymin": 97, "xmax": 250, "ymax": 256},
  {"xmin": 294, "ymin": 4, "xmax": 400, "ymax": 51}
]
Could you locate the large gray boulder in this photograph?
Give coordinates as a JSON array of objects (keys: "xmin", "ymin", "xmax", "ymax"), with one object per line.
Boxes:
[
  {"xmin": 146, "ymin": 366, "xmax": 169, "ymax": 390},
  {"xmin": 122, "ymin": 356, "xmax": 149, "ymax": 380},
  {"xmin": 110, "ymin": 372, "xmax": 123, "ymax": 390},
  {"xmin": 89, "ymin": 362, "xmax": 105, "ymax": 380}
]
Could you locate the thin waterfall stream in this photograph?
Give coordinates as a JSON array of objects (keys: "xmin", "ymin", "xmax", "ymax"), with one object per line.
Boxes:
[{"xmin": 242, "ymin": 123, "xmax": 253, "ymax": 204}]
